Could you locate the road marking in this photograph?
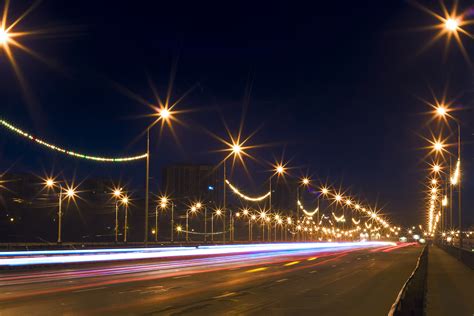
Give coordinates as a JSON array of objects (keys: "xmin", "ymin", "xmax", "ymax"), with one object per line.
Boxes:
[
  {"xmin": 213, "ymin": 292, "xmax": 237, "ymax": 299},
  {"xmin": 173, "ymin": 275, "xmax": 191, "ymax": 279},
  {"xmin": 246, "ymin": 267, "xmax": 268, "ymax": 273},
  {"xmin": 309, "ymin": 270, "xmax": 318, "ymax": 274},
  {"xmin": 276, "ymin": 278, "xmax": 288, "ymax": 283},
  {"xmin": 307, "ymin": 257, "xmax": 318, "ymax": 261},
  {"xmin": 73, "ymin": 287, "xmax": 106, "ymax": 293},
  {"xmin": 284, "ymin": 261, "xmax": 300, "ymax": 267}
]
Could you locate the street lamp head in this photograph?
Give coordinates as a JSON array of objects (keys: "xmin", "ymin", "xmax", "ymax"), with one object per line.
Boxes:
[
  {"xmin": 445, "ymin": 18, "xmax": 459, "ymax": 32},
  {"xmin": 215, "ymin": 209, "xmax": 222, "ymax": 216},
  {"xmin": 335, "ymin": 194, "xmax": 342, "ymax": 201},
  {"xmin": 159, "ymin": 108, "xmax": 171, "ymax": 119},
  {"xmin": 160, "ymin": 202, "xmax": 167, "ymax": 209},
  {"xmin": 242, "ymin": 208, "xmax": 249, "ymax": 215},
  {"xmin": 191, "ymin": 206, "xmax": 197, "ymax": 212},
  {"xmin": 45, "ymin": 178, "xmax": 55, "ymax": 188},
  {"xmin": 433, "ymin": 141, "xmax": 443, "ymax": 152},
  {"xmin": 276, "ymin": 165, "xmax": 285, "ymax": 174},
  {"xmin": 121, "ymin": 196, "xmax": 129, "ymax": 205},
  {"xmin": 231, "ymin": 143, "xmax": 241, "ymax": 155},
  {"xmin": 113, "ymin": 188, "xmax": 122, "ymax": 198},
  {"xmin": 321, "ymin": 187, "xmax": 329, "ymax": 195},
  {"xmin": 195, "ymin": 202, "xmax": 202, "ymax": 209},
  {"xmin": 160, "ymin": 196, "xmax": 168, "ymax": 204},
  {"xmin": 432, "ymin": 164, "xmax": 441, "ymax": 173},
  {"xmin": 436, "ymin": 105, "xmax": 447, "ymax": 117},
  {"xmin": 0, "ymin": 28, "xmax": 9, "ymax": 45},
  {"xmin": 302, "ymin": 178, "xmax": 310, "ymax": 185},
  {"xmin": 66, "ymin": 188, "xmax": 76, "ymax": 198},
  {"xmin": 176, "ymin": 225, "xmax": 182, "ymax": 232}
]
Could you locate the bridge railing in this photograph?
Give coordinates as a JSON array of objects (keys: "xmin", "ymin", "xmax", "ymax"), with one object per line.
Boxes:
[
  {"xmin": 388, "ymin": 245, "xmax": 428, "ymax": 316},
  {"xmin": 436, "ymin": 242, "xmax": 474, "ymax": 269}
]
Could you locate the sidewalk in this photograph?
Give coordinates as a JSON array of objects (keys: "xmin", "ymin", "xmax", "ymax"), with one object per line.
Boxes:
[{"xmin": 425, "ymin": 244, "xmax": 474, "ymax": 316}]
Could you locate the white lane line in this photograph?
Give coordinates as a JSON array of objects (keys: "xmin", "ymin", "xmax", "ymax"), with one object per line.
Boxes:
[
  {"xmin": 73, "ymin": 287, "xmax": 106, "ymax": 293},
  {"xmin": 276, "ymin": 278, "xmax": 288, "ymax": 283},
  {"xmin": 173, "ymin": 275, "xmax": 191, "ymax": 279},
  {"xmin": 213, "ymin": 292, "xmax": 237, "ymax": 299},
  {"xmin": 309, "ymin": 270, "xmax": 318, "ymax": 274}
]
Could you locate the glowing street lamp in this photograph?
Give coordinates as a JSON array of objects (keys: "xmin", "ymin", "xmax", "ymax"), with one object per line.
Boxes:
[
  {"xmin": 186, "ymin": 203, "xmax": 201, "ymax": 242},
  {"xmin": 445, "ymin": 18, "xmax": 459, "ymax": 32},
  {"xmin": 112, "ymin": 187, "xmax": 123, "ymax": 242},
  {"xmin": 0, "ymin": 28, "xmax": 9, "ymax": 45},
  {"xmin": 144, "ymin": 106, "xmax": 176, "ymax": 245},
  {"xmin": 211, "ymin": 208, "xmax": 223, "ymax": 242},
  {"xmin": 44, "ymin": 179, "xmax": 78, "ymax": 243},
  {"xmin": 122, "ymin": 195, "xmax": 130, "ymax": 242}
]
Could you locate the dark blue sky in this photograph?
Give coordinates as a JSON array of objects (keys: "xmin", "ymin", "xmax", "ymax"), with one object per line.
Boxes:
[{"xmin": 1, "ymin": 0, "xmax": 473, "ymax": 227}]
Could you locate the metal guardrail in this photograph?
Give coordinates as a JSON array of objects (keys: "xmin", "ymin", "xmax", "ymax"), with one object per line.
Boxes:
[
  {"xmin": 437, "ymin": 242, "xmax": 474, "ymax": 269},
  {"xmin": 388, "ymin": 245, "xmax": 428, "ymax": 316}
]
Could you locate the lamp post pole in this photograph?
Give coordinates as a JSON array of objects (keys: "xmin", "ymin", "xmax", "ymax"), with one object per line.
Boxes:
[
  {"xmin": 170, "ymin": 202, "xmax": 174, "ymax": 242},
  {"xmin": 115, "ymin": 200, "xmax": 119, "ymax": 242},
  {"xmin": 124, "ymin": 202, "xmax": 129, "ymax": 243},
  {"xmin": 145, "ymin": 128, "xmax": 150, "ymax": 245},
  {"xmin": 155, "ymin": 205, "xmax": 159, "ymax": 242},
  {"xmin": 57, "ymin": 185, "xmax": 63, "ymax": 243},
  {"xmin": 204, "ymin": 207, "xmax": 208, "ymax": 242},
  {"xmin": 223, "ymin": 161, "xmax": 227, "ymax": 244},
  {"xmin": 457, "ymin": 123, "xmax": 462, "ymax": 249}
]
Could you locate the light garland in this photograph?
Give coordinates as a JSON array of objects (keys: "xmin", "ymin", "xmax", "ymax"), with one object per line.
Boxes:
[
  {"xmin": 297, "ymin": 200, "xmax": 319, "ymax": 216},
  {"xmin": 332, "ymin": 212, "xmax": 345, "ymax": 222},
  {"xmin": 225, "ymin": 180, "xmax": 271, "ymax": 202},
  {"xmin": 0, "ymin": 119, "xmax": 147, "ymax": 162},
  {"xmin": 352, "ymin": 218, "xmax": 360, "ymax": 225}
]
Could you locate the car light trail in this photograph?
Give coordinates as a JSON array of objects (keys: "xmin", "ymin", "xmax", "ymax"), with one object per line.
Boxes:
[{"xmin": 0, "ymin": 242, "xmax": 395, "ymax": 267}]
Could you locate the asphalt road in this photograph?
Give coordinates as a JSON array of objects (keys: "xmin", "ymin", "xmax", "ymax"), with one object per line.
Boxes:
[{"xmin": 0, "ymin": 243, "xmax": 422, "ymax": 315}]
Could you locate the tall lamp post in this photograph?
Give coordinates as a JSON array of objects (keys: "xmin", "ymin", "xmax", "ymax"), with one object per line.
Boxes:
[
  {"xmin": 145, "ymin": 107, "xmax": 173, "ymax": 245},
  {"xmin": 45, "ymin": 179, "xmax": 77, "ymax": 244},
  {"xmin": 435, "ymin": 105, "xmax": 462, "ymax": 248},
  {"xmin": 122, "ymin": 196, "xmax": 130, "ymax": 242},
  {"xmin": 269, "ymin": 164, "xmax": 286, "ymax": 213},
  {"xmin": 112, "ymin": 188, "xmax": 123, "ymax": 242},
  {"xmin": 186, "ymin": 203, "xmax": 201, "ymax": 242},
  {"xmin": 212, "ymin": 209, "xmax": 223, "ymax": 242}
]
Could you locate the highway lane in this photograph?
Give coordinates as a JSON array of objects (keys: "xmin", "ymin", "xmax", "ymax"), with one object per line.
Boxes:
[{"xmin": 0, "ymin": 243, "xmax": 422, "ymax": 315}]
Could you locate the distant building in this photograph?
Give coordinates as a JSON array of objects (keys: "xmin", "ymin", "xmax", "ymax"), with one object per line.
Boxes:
[{"xmin": 162, "ymin": 164, "xmax": 219, "ymax": 203}]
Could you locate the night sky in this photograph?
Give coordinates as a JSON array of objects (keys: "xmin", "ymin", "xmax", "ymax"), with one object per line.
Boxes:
[{"xmin": 1, "ymin": 0, "xmax": 473, "ymax": 227}]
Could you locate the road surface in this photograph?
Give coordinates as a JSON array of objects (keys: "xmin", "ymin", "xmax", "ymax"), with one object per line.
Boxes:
[{"xmin": 0, "ymin": 243, "xmax": 421, "ymax": 315}]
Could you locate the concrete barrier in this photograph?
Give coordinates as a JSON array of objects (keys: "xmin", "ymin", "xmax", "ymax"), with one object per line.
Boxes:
[{"xmin": 388, "ymin": 245, "xmax": 428, "ymax": 316}]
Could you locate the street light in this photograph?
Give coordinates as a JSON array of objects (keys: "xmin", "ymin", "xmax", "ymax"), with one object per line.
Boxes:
[
  {"xmin": 186, "ymin": 202, "xmax": 201, "ymax": 242},
  {"xmin": 45, "ymin": 179, "xmax": 77, "ymax": 243},
  {"xmin": 112, "ymin": 187, "xmax": 123, "ymax": 242},
  {"xmin": 144, "ymin": 106, "xmax": 175, "ymax": 245},
  {"xmin": 122, "ymin": 196, "xmax": 130, "ymax": 242},
  {"xmin": 0, "ymin": 28, "xmax": 9, "ymax": 45},
  {"xmin": 434, "ymin": 103, "xmax": 462, "ymax": 247},
  {"xmin": 445, "ymin": 18, "xmax": 459, "ymax": 32},
  {"xmin": 212, "ymin": 208, "xmax": 223, "ymax": 242}
]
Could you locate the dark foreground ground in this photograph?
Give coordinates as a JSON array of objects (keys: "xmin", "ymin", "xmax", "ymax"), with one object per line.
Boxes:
[{"xmin": 0, "ymin": 244, "xmax": 421, "ymax": 315}]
